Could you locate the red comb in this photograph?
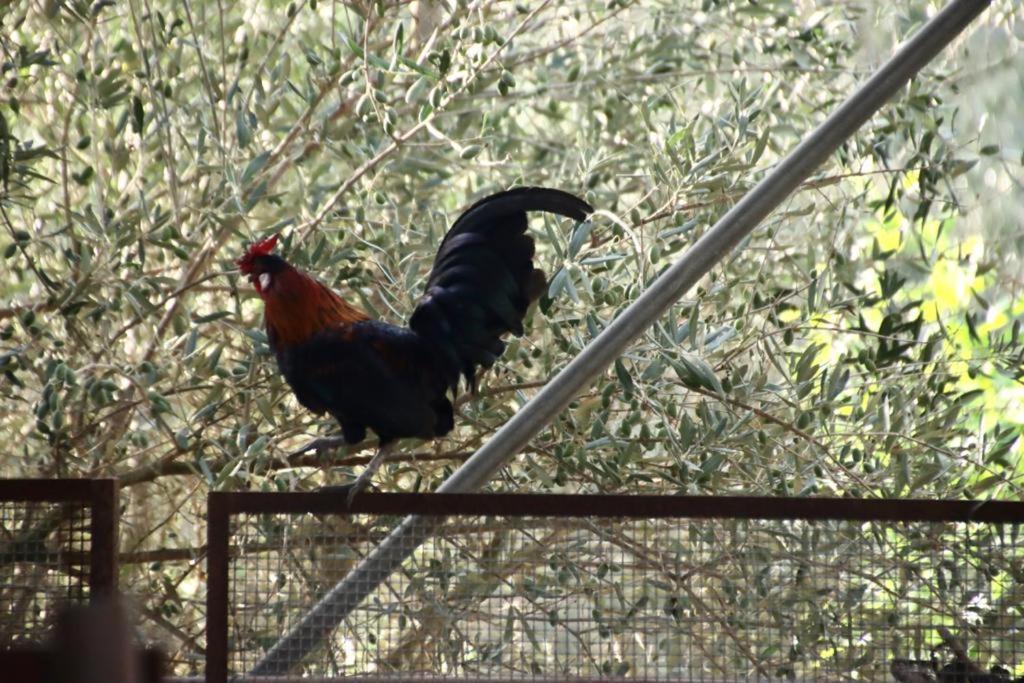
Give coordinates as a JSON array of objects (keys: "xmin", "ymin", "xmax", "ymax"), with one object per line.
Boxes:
[{"xmin": 237, "ymin": 233, "xmax": 279, "ymax": 273}]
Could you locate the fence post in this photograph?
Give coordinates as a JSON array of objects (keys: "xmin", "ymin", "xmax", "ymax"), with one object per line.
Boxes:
[
  {"xmin": 206, "ymin": 493, "xmax": 230, "ymax": 683},
  {"xmin": 250, "ymin": 0, "xmax": 993, "ymax": 673},
  {"xmin": 88, "ymin": 478, "xmax": 119, "ymax": 599}
]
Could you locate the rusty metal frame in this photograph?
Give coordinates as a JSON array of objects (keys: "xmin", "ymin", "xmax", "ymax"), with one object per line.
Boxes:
[
  {"xmin": 207, "ymin": 491, "xmax": 230, "ymax": 683},
  {"xmin": 0, "ymin": 478, "xmax": 120, "ymax": 598},
  {"xmin": 192, "ymin": 677, "xmax": 820, "ymax": 683},
  {"xmin": 185, "ymin": 676, "xmax": 820, "ymax": 683},
  {"xmin": 205, "ymin": 491, "xmax": 1024, "ymax": 522},
  {"xmin": 206, "ymin": 492, "xmax": 1024, "ymax": 682}
]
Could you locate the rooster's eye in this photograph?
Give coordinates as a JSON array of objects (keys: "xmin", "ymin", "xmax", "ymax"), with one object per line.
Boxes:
[{"xmin": 259, "ymin": 273, "xmax": 272, "ymax": 291}]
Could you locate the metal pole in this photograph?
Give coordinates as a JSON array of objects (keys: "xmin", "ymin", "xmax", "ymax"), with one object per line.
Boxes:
[{"xmin": 251, "ymin": 0, "xmax": 991, "ymax": 673}]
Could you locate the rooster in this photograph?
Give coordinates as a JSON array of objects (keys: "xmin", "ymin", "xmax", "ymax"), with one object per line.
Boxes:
[{"xmin": 238, "ymin": 187, "xmax": 593, "ymax": 500}]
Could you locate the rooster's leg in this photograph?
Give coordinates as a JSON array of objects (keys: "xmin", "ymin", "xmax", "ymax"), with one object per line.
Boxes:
[{"xmin": 344, "ymin": 441, "xmax": 397, "ymax": 505}]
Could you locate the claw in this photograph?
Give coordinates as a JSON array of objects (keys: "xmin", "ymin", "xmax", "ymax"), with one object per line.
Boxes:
[
  {"xmin": 345, "ymin": 469, "xmax": 379, "ymax": 506},
  {"xmin": 346, "ymin": 476, "xmax": 369, "ymax": 507},
  {"xmin": 319, "ymin": 442, "xmax": 396, "ymax": 507},
  {"xmin": 316, "ymin": 481, "xmax": 377, "ymax": 507}
]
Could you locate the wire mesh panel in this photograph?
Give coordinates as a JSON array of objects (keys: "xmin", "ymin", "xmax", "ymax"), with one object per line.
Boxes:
[
  {"xmin": 0, "ymin": 479, "xmax": 118, "ymax": 648},
  {"xmin": 209, "ymin": 494, "xmax": 1024, "ymax": 682}
]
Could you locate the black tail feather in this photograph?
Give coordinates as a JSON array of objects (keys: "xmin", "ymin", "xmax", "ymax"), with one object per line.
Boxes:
[
  {"xmin": 409, "ymin": 187, "xmax": 592, "ymax": 392},
  {"xmin": 447, "ymin": 187, "xmax": 592, "ymax": 238}
]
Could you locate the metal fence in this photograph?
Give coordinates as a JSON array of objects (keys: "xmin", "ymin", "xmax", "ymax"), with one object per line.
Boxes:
[
  {"xmin": 0, "ymin": 478, "xmax": 119, "ymax": 648},
  {"xmin": 206, "ymin": 493, "xmax": 1024, "ymax": 682}
]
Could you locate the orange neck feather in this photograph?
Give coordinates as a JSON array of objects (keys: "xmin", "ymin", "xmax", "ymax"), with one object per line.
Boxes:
[{"xmin": 263, "ymin": 268, "xmax": 368, "ymax": 347}]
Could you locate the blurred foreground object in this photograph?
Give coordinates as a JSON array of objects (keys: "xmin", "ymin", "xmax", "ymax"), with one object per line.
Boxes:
[{"xmin": 1, "ymin": 598, "xmax": 163, "ymax": 683}]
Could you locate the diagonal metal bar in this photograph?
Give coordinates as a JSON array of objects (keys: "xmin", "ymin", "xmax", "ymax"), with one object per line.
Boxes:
[{"xmin": 249, "ymin": 0, "xmax": 992, "ymax": 674}]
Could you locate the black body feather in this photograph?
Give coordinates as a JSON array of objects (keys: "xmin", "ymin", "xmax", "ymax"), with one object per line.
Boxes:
[{"xmin": 276, "ymin": 320, "xmax": 453, "ymax": 445}]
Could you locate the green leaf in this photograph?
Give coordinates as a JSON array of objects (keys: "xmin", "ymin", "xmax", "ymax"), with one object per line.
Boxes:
[
  {"xmin": 241, "ymin": 151, "xmax": 271, "ymax": 186},
  {"xmin": 193, "ymin": 311, "xmax": 231, "ymax": 324},
  {"xmin": 244, "ymin": 180, "xmax": 268, "ymax": 210},
  {"xmin": 614, "ymin": 359, "xmax": 634, "ymax": 397},
  {"xmin": 672, "ymin": 354, "xmax": 723, "ymax": 394},
  {"xmin": 547, "ymin": 267, "xmax": 568, "ymax": 299},
  {"xmin": 245, "ymin": 435, "xmax": 270, "ymax": 459},
  {"xmin": 794, "ymin": 343, "xmax": 822, "ymax": 385},
  {"xmin": 567, "ymin": 219, "xmax": 594, "ymax": 259},
  {"xmin": 947, "ymin": 158, "xmax": 977, "ymax": 177},
  {"xmin": 236, "ymin": 108, "xmax": 253, "ymax": 148},
  {"xmin": 700, "ymin": 450, "xmax": 727, "ymax": 477},
  {"xmin": 405, "ymin": 76, "xmax": 430, "ymax": 105},
  {"xmin": 131, "ymin": 95, "xmax": 144, "ymax": 134},
  {"xmin": 750, "ymin": 127, "xmax": 770, "ymax": 164}
]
